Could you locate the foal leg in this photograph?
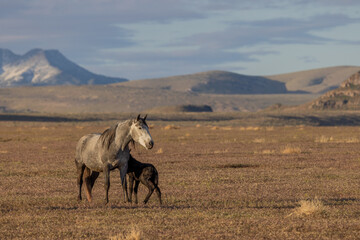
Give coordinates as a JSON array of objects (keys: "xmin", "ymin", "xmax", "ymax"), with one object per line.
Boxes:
[
  {"xmin": 142, "ymin": 180, "xmax": 155, "ymax": 204},
  {"xmin": 133, "ymin": 180, "xmax": 140, "ymax": 204},
  {"xmin": 128, "ymin": 175, "xmax": 135, "ymax": 203},
  {"xmin": 155, "ymin": 186, "xmax": 162, "ymax": 205},
  {"xmin": 75, "ymin": 161, "xmax": 85, "ymax": 201}
]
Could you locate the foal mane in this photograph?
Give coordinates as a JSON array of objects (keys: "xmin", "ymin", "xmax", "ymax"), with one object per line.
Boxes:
[{"xmin": 100, "ymin": 124, "xmax": 118, "ymax": 150}]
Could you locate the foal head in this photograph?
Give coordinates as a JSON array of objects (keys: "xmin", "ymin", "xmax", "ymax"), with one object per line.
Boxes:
[{"xmin": 130, "ymin": 114, "xmax": 154, "ymax": 149}]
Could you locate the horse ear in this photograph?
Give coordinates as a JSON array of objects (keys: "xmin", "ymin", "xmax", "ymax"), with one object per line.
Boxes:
[
  {"xmin": 144, "ymin": 114, "xmax": 147, "ymax": 121},
  {"xmin": 136, "ymin": 114, "xmax": 140, "ymax": 121}
]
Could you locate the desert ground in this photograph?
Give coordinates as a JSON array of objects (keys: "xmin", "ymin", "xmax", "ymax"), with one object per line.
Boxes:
[{"xmin": 1, "ymin": 116, "xmax": 360, "ymax": 239}]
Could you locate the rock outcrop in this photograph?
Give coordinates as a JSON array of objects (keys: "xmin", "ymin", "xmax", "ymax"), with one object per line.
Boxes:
[{"xmin": 310, "ymin": 72, "xmax": 360, "ymax": 110}]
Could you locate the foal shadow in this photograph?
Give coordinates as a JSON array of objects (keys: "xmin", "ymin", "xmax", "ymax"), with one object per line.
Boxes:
[
  {"xmin": 215, "ymin": 163, "xmax": 260, "ymax": 169},
  {"xmin": 109, "ymin": 203, "xmax": 191, "ymax": 210},
  {"xmin": 44, "ymin": 205, "xmax": 80, "ymax": 211}
]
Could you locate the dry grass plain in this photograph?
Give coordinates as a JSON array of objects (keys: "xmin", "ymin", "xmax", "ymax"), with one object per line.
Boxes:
[{"xmin": 1, "ymin": 119, "xmax": 360, "ymax": 239}]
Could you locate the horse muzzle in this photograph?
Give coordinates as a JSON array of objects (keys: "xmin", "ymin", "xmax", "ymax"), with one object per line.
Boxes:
[{"xmin": 147, "ymin": 140, "xmax": 154, "ymax": 149}]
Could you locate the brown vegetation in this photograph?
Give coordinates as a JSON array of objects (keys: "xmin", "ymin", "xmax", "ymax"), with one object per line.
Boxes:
[
  {"xmin": 1, "ymin": 120, "xmax": 360, "ymax": 239},
  {"xmin": 281, "ymin": 145, "xmax": 302, "ymax": 154},
  {"xmin": 289, "ymin": 198, "xmax": 325, "ymax": 217}
]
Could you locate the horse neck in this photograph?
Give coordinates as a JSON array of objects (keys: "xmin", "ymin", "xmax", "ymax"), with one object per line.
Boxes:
[{"xmin": 114, "ymin": 120, "xmax": 133, "ymax": 151}]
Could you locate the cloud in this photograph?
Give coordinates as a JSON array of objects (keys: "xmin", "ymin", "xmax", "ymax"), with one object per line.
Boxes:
[
  {"xmin": 1, "ymin": 0, "xmax": 360, "ymax": 79},
  {"xmin": 100, "ymin": 49, "xmax": 256, "ymax": 65},
  {"xmin": 298, "ymin": 56, "xmax": 319, "ymax": 63},
  {"xmin": 83, "ymin": 48, "xmax": 276, "ymax": 79},
  {"xmin": 295, "ymin": 0, "xmax": 360, "ymax": 6},
  {"xmin": 0, "ymin": 0, "xmax": 206, "ymax": 23},
  {"xmin": 0, "ymin": 0, "xmax": 207, "ymax": 57},
  {"xmin": 76, "ymin": 12, "xmax": 360, "ymax": 79},
  {"xmin": 176, "ymin": 14, "xmax": 360, "ymax": 50}
]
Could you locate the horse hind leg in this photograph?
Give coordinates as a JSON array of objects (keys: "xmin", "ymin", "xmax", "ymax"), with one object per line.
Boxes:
[
  {"xmin": 90, "ymin": 171, "xmax": 99, "ymax": 189},
  {"xmin": 83, "ymin": 167, "xmax": 93, "ymax": 203},
  {"xmin": 75, "ymin": 160, "xmax": 85, "ymax": 201}
]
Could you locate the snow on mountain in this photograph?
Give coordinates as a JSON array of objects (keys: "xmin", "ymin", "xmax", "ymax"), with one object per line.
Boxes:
[{"xmin": 0, "ymin": 48, "xmax": 127, "ymax": 87}]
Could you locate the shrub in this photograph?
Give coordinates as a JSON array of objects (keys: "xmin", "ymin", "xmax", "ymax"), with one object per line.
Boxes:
[
  {"xmin": 110, "ymin": 226, "xmax": 143, "ymax": 240},
  {"xmin": 281, "ymin": 146, "xmax": 301, "ymax": 154},
  {"xmin": 315, "ymin": 135, "xmax": 333, "ymax": 143},
  {"xmin": 164, "ymin": 125, "xmax": 179, "ymax": 130},
  {"xmin": 290, "ymin": 198, "xmax": 325, "ymax": 216}
]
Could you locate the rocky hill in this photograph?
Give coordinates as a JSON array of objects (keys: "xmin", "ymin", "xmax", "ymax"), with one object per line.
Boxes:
[
  {"xmin": 0, "ymin": 48, "xmax": 127, "ymax": 87},
  {"xmin": 309, "ymin": 71, "xmax": 360, "ymax": 110},
  {"xmin": 267, "ymin": 66, "xmax": 360, "ymax": 94}
]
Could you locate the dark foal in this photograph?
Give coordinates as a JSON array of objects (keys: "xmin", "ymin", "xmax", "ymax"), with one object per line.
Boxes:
[{"xmin": 127, "ymin": 155, "xmax": 162, "ymax": 205}]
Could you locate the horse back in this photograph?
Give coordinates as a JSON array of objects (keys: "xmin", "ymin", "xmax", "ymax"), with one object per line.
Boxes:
[{"xmin": 75, "ymin": 133, "xmax": 103, "ymax": 171}]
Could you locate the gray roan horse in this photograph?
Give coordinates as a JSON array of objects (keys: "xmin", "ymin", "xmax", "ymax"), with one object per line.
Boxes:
[{"xmin": 75, "ymin": 114, "xmax": 154, "ymax": 204}]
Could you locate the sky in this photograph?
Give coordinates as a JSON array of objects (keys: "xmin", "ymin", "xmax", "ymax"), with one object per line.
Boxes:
[{"xmin": 1, "ymin": 0, "xmax": 360, "ymax": 80}]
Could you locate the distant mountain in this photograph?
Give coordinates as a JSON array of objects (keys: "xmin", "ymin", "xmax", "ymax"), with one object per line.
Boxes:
[
  {"xmin": 309, "ymin": 71, "xmax": 360, "ymax": 110},
  {"xmin": 117, "ymin": 70, "xmax": 288, "ymax": 94},
  {"xmin": 267, "ymin": 66, "xmax": 360, "ymax": 94},
  {"xmin": 1, "ymin": 64, "xmax": 360, "ymax": 113},
  {"xmin": 117, "ymin": 66, "xmax": 360, "ymax": 94},
  {"xmin": 0, "ymin": 48, "xmax": 127, "ymax": 87},
  {"xmin": 0, "ymin": 84, "xmax": 316, "ymax": 113}
]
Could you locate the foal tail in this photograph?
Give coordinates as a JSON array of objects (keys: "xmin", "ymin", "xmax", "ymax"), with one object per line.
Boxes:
[{"xmin": 153, "ymin": 167, "xmax": 159, "ymax": 186}]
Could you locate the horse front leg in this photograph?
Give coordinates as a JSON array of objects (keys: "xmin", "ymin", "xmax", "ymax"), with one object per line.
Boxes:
[
  {"xmin": 119, "ymin": 163, "xmax": 129, "ymax": 203},
  {"xmin": 103, "ymin": 164, "xmax": 111, "ymax": 205}
]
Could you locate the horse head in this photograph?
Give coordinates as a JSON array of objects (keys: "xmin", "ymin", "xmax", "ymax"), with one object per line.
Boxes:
[{"xmin": 130, "ymin": 114, "xmax": 154, "ymax": 149}]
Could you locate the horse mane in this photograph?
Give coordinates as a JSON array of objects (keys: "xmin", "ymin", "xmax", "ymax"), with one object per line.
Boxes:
[
  {"xmin": 139, "ymin": 118, "xmax": 149, "ymax": 128},
  {"xmin": 100, "ymin": 124, "xmax": 118, "ymax": 150},
  {"xmin": 99, "ymin": 117, "xmax": 146, "ymax": 150}
]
